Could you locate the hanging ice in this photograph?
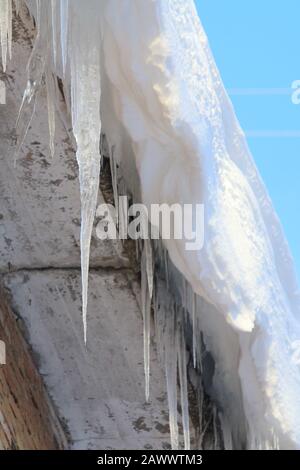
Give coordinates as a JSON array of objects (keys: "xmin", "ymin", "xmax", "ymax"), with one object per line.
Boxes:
[
  {"xmin": 177, "ymin": 319, "xmax": 190, "ymax": 450},
  {"xmin": 192, "ymin": 292, "xmax": 197, "ymax": 368},
  {"xmin": 141, "ymin": 244, "xmax": 151, "ymax": 403},
  {"xmin": 140, "ymin": 239, "xmax": 154, "ymax": 401},
  {"xmin": 0, "ymin": 0, "xmax": 12, "ymax": 72},
  {"xmin": 102, "ymin": 0, "xmax": 300, "ymax": 449},
  {"xmin": 45, "ymin": 66, "xmax": 56, "ymax": 158},
  {"xmin": 15, "ymin": 0, "xmax": 102, "ymax": 342},
  {"xmin": 2, "ymin": 0, "xmax": 300, "ymax": 450},
  {"xmin": 164, "ymin": 301, "xmax": 179, "ymax": 450},
  {"xmin": 14, "ymin": 0, "xmax": 20, "ymax": 16},
  {"xmin": 68, "ymin": 0, "xmax": 102, "ymax": 343},
  {"xmin": 50, "ymin": 0, "xmax": 57, "ymax": 67},
  {"xmin": 13, "ymin": 0, "xmax": 47, "ymax": 164},
  {"xmin": 59, "ymin": 0, "xmax": 68, "ymax": 76}
]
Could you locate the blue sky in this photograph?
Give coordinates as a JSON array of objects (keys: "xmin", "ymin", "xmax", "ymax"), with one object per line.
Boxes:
[{"xmin": 195, "ymin": 0, "xmax": 300, "ymax": 280}]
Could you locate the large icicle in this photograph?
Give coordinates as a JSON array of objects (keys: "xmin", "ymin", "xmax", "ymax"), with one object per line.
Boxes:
[
  {"xmin": 15, "ymin": 1, "xmax": 57, "ymax": 160},
  {"xmin": 12, "ymin": 0, "xmax": 105, "ymax": 346},
  {"xmin": 165, "ymin": 302, "xmax": 179, "ymax": 450},
  {"xmin": 50, "ymin": 0, "xmax": 57, "ymax": 67},
  {"xmin": 192, "ymin": 292, "xmax": 197, "ymax": 368},
  {"xmin": 0, "ymin": 0, "xmax": 12, "ymax": 72},
  {"xmin": 69, "ymin": 0, "xmax": 102, "ymax": 343},
  {"xmin": 109, "ymin": 145, "xmax": 119, "ymax": 226},
  {"xmin": 60, "ymin": 0, "xmax": 69, "ymax": 76},
  {"xmin": 144, "ymin": 239, "xmax": 154, "ymax": 300},
  {"xmin": 141, "ymin": 244, "xmax": 151, "ymax": 402},
  {"xmin": 45, "ymin": 66, "xmax": 56, "ymax": 158},
  {"xmin": 177, "ymin": 317, "xmax": 190, "ymax": 450},
  {"xmin": 14, "ymin": 0, "xmax": 46, "ymax": 163},
  {"xmin": 7, "ymin": 0, "xmax": 12, "ymax": 61},
  {"xmin": 141, "ymin": 234, "xmax": 154, "ymax": 401}
]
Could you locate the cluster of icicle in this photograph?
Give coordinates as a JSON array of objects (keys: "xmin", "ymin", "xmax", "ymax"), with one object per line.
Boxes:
[
  {"xmin": 2, "ymin": 0, "xmax": 300, "ymax": 450},
  {"xmin": 0, "ymin": 0, "xmax": 195, "ymax": 449},
  {"xmin": 1, "ymin": 0, "xmax": 102, "ymax": 344}
]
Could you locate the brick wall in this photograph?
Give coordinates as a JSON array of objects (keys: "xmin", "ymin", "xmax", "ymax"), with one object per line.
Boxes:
[{"xmin": 0, "ymin": 288, "xmax": 66, "ymax": 450}]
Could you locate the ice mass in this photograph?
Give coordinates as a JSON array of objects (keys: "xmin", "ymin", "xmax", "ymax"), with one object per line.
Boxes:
[{"xmin": 1, "ymin": 0, "xmax": 300, "ymax": 450}]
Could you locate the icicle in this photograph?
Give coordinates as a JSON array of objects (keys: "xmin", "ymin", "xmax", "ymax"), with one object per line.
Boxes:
[
  {"xmin": 14, "ymin": 0, "xmax": 46, "ymax": 163},
  {"xmin": 7, "ymin": 0, "xmax": 11, "ymax": 59},
  {"xmin": 118, "ymin": 194, "xmax": 129, "ymax": 242},
  {"xmin": 144, "ymin": 239, "xmax": 153, "ymax": 300},
  {"xmin": 50, "ymin": 0, "xmax": 57, "ymax": 67},
  {"xmin": 152, "ymin": 275, "xmax": 164, "ymax": 358},
  {"xmin": 163, "ymin": 246, "xmax": 169, "ymax": 290},
  {"xmin": 141, "ymin": 244, "xmax": 151, "ymax": 402},
  {"xmin": 60, "ymin": 0, "xmax": 69, "ymax": 76},
  {"xmin": 219, "ymin": 413, "xmax": 233, "ymax": 450},
  {"xmin": 0, "ymin": 0, "xmax": 12, "ymax": 72},
  {"xmin": 45, "ymin": 0, "xmax": 57, "ymax": 157},
  {"xmin": 154, "ymin": 261, "xmax": 203, "ymax": 449},
  {"xmin": 14, "ymin": 0, "xmax": 21, "ymax": 16},
  {"xmin": 140, "ymin": 238, "xmax": 154, "ymax": 402},
  {"xmin": 197, "ymin": 384, "xmax": 205, "ymax": 449},
  {"xmin": 165, "ymin": 302, "xmax": 179, "ymax": 450},
  {"xmin": 177, "ymin": 318, "xmax": 190, "ymax": 450},
  {"xmin": 182, "ymin": 278, "xmax": 187, "ymax": 316},
  {"xmin": 153, "ymin": 281, "xmax": 159, "ymax": 339},
  {"xmin": 45, "ymin": 67, "xmax": 56, "ymax": 158},
  {"xmin": 69, "ymin": 0, "xmax": 102, "ymax": 343},
  {"xmin": 192, "ymin": 292, "xmax": 197, "ymax": 368},
  {"xmin": 135, "ymin": 235, "xmax": 140, "ymax": 262},
  {"xmin": 271, "ymin": 429, "xmax": 279, "ymax": 450},
  {"xmin": 212, "ymin": 405, "xmax": 218, "ymax": 449},
  {"xmin": 109, "ymin": 145, "xmax": 119, "ymax": 225}
]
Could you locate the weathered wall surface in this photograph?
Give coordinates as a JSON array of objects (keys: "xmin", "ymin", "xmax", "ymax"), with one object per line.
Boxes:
[
  {"xmin": 0, "ymin": 288, "xmax": 66, "ymax": 449},
  {"xmin": 3, "ymin": 269, "xmax": 173, "ymax": 450}
]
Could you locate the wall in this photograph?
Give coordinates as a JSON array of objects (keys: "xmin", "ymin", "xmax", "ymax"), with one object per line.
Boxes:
[{"xmin": 0, "ymin": 288, "xmax": 66, "ymax": 449}]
